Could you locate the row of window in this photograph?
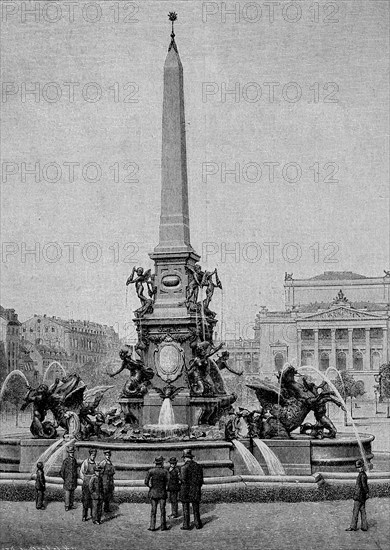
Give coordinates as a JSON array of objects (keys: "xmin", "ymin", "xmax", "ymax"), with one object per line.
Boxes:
[
  {"xmin": 69, "ymin": 337, "xmax": 104, "ymax": 351},
  {"xmin": 301, "ymin": 328, "xmax": 384, "ymax": 340},
  {"xmin": 73, "ymin": 354, "xmax": 99, "ymax": 364},
  {"xmin": 274, "ymin": 350, "xmax": 382, "ymax": 372}
]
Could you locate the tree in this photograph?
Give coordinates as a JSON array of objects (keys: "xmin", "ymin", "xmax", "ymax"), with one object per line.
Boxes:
[
  {"xmin": 332, "ymin": 370, "xmax": 364, "ymax": 423},
  {"xmin": 1, "ymin": 374, "xmax": 29, "ymax": 426},
  {"xmin": 378, "ymin": 363, "xmax": 390, "ymax": 418}
]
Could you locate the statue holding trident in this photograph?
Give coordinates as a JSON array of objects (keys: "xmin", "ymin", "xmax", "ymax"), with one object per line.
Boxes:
[
  {"xmin": 184, "ymin": 265, "xmax": 222, "ymax": 317},
  {"xmin": 201, "ymin": 268, "xmax": 222, "ymax": 318}
]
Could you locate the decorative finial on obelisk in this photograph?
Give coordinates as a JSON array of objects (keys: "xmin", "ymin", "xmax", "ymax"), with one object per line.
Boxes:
[{"xmin": 168, "ymin": 12, "xmax": 178, "ymax": 52}]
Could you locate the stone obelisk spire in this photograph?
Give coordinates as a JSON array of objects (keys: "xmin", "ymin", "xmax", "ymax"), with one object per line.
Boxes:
[
  {"xmin": 150, "ymin": 13, "xmax": 199, "ymax": 311},
  {"xmin": 154, "ymin": 12, "xmax": 195, "ymax": 255}
]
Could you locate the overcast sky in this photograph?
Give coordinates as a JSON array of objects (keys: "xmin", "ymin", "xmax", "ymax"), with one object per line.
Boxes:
[{"xmin": 1, "ymin": 0, "xmax": 389, "ymax": 340}]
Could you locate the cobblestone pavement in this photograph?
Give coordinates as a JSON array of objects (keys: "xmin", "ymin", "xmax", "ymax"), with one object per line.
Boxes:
[{"xmin": 1, "ymin": 498, "xmax": 389, "ymax": 550}]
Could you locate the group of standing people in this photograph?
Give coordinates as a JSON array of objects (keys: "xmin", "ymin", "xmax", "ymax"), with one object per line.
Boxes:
[
  {"xmin": 35, "ymin": 446, "xmax": 204, "ymax": 531},
  {"xmin": 35, "ymin": 448, "xmax": 370, "ymax": 533},
  {"xmin": 57, "ymin": 446, "xmax": 115, "ymax": 524},
  {"xmin": 145, "ymin": 448, "xmax": 204, "ymax": 531}
]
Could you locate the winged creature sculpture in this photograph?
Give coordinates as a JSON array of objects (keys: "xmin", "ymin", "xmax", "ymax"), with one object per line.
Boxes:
[
  {"xmin": 246, "ymin": 364, "xmax": 345, "ymax": 439},
  {"xmin": 126, "ymin": 266, "xmax": 156, "ymax": 316},
  {"xmin": 21, "ymin": 373, "xmax": 113, "ymax": 440}
]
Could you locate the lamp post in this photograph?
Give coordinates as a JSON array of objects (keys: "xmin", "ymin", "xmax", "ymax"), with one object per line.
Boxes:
[{"xmin": 374, "ymin": 372, "xmax": 381, "ymax": 414}]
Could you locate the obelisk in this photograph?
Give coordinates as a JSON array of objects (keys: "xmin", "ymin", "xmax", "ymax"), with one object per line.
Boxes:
[
  {"xmin": 124, "ymin": 15, "xmax": 234, "ymax": 430},
  {"xmin": 149, "ymin": 12, "xmax": 200, "ymax": 310},
  {"xmin": 155, "ymin": 21, "xmax": 191, "ymax": 253},
  {"xmin": 142, "ymin": 14, "xmax": 201, "ymax": 426}
]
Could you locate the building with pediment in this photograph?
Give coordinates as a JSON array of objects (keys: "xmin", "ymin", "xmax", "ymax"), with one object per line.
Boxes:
[{"xmin": 254, "ymin": 271, "xmax": 390, "ymax": 398}]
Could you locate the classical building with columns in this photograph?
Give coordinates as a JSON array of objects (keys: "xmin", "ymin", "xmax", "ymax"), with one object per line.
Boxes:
[{"xmin": 254, "ymin": 271, "xmax": 390, "ymax": 399}]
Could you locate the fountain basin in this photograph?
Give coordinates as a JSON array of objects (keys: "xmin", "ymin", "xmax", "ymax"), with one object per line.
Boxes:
[
  {"xmin": 246, "ymin": 433, "xmax": 375, "ymax": 475},
  {"xmin": 0, "ymin": 432, "xmax": 376, "ymax": 477},
  {"xmin": 143, "ymin": 423, "xmax": 189, "ymax": 440}
]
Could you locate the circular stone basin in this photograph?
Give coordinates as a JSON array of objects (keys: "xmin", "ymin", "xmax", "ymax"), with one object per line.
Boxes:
[
  {"xmin": 298, "ymin": 432, "xmax": 375, "ymax": 473},
  {"xmin": 143, "ymin": 424, "xmax": 189, "ymax": 440}
]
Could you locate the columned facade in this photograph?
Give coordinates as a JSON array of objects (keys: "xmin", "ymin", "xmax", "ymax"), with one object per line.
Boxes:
[{"xmin": 255, "ymin": 272, "xmax": 390, "ymax": 399}]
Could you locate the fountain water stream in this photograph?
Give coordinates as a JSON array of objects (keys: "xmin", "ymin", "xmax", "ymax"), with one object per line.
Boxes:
[
  {"xmin": 40, "ymin": 438, "xmax": 76, "ymax": 476},
  {"xmin": 232, "ymin": 439, "xmax": 265, "ymax": 475},
  {"xmin": 144, "ymin": 397, "xmax": 189, "ymax": 439},
  {"xmin": 0, "ymin": 370, "xmax": 30, "ymax": 402},
  {"xmin": 43, "ymin": 361, "xmax": 66, "ymax": 384},
  {"xmin": 158, "ymin": 398, "xmax": 175, "ymax": 425},
  {"xmin": 32, "ymin": 438, "xmax": 64, "ymax": 476},
  {"xmin": 252, "ymin": 438, "xmax": 286, "ymax": 475},
  {"xmin": 297, "ymin": 365, "xmax": 370, "ymax": 471}
]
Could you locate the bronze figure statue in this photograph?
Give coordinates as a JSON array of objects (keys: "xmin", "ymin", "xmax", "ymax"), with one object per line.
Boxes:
[
  {"xmin": 126, "ymin": 266, "xmax": 156, "ymax": 317},
  {"xmin": 247, "ymin": 364, "xmax": 345, "ymax": 439},
  {"xmin": 188, "ymin": 339, "xmax": 224, "ymax": 396},
  {"xmin": 109, "ymin": 345, "xmax": 154, "ymax": 397},
  {"xmin": 185, "ymin": 264, "xmax": 204, "ymax": 310},
  {"xmin": 201, "ymin": 269, "xmax": 222, "ymax": 318},
  {"xmin": 21, "ymin": 374, "xmax": 112, "ymax": 439}
]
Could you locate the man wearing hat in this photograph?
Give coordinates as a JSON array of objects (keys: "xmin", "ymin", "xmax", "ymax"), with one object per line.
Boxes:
[
  {"xmin": 346, "ymin": 459, "xmax": 369, "ymax": 531},
  {"xmin": 89, "ymin": 465, "xmax": 104, "ymax": 525},
  {"xmin": 167, "ymin": 457, "xmax": 181, "ymax": 518},
  {"xmin": 80, "ymin": 449, "xmax": 97, "ymax": 521},
  {"xmin": 179, "ymin": 449, "xmax": 204, "ymax": 530},
  {"xmin": 60, "ymin": 445, "xmax": 78, "ymax": 511},
  {"xmin": 144, "ymin": 456, "xmax": 169, "ymax": 531},
  {"xmin": 99, "ymin": 449, "xmax": 115, "ymax": 513}
]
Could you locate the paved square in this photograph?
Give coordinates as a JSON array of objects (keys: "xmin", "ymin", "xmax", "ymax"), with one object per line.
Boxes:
[{"xmin": 1, "ymin": 498, "xmax": 389, "ymax": 550}]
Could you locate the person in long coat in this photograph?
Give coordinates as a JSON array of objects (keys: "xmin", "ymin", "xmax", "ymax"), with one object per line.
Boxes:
[
  {"xmin": 346, "ymin": 459, "xmax": 369, "ymax": 531},
  {"xmin": 167, "ymin": 457, "xmax": 181, "ymax": 518},
  {"xmin": 60, "ymin": 446, "xmax": 78, "ymax": 511},
  {"xmin": 89, "ymin": 465, "xmax": 104, "ymax": 525},
  {"xmin": 144, "ymin": 455, "xmax": 169, "ymax": 531},
  {"xmin": 35, "ymin": 461, "xmax": 46, "ymax": 510},
  {"xmin": 99, "ymin": 449, "xmax": 115, "ymax": 513},
  {"xmin": 179, "ymin": 449, "xmax": 204, "ymax": 530},
  {"xmin": 80, "ymin": 449, "xmax": 97, "ymax": 521}
]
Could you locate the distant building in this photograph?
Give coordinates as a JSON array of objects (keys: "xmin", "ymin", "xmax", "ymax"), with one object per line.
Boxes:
[
  {"xmin": 0, "ymin": 305, "xmax": 40, "ymax": 385},
  {"xmin": 18, "ymin": 342, "xmax": 38, "ymax": 386},
  {"xmin": 23, "ymin": 341, "xmax": 71, "ymax": 382},
  {"xmin": 0, "ymin": 306, "xmax": 22, "ymax": 376},
  {"xmin": 255, "ymin": 271, "xmax": 390, "ymax": 399},
  {"xmin": 21, "ymin": 314, "xmax": 120, "ymax": 369}
]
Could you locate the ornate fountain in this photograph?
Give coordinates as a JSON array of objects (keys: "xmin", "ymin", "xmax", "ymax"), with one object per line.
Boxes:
[
  {"xmin": 113, "ymin": 11, "xmax": 237, "ymax": 439},
  {"xmin": 0, "ymin": 16, "xmax": 380, "ymax": 495}
]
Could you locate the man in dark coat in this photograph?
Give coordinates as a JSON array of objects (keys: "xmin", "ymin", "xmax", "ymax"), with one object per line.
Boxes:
[
  {"xmin": 99, "ymin": 449, "xmax": 115, "ymax": 513},
  {"xmin": 179, "ymin": 449, "xmax": 204, "ymax": 530},
  {"xmin": 346, "ymin": 459, "xmax": 369, "ymax": 531},
  {"xmin": 60, "ymin": 445, "xmax": 78, "ymax": 511},
  {"xmin": 167, "ymin": 457, "xmax": 181, "ymax": 518},
  {"xmin": 89, "ymin": 465, "xmax": 104, "ymax": 525},
  {"xmin": 35, "ymin": 461, "xmax": 46, "ymax": 509},
  {"xmin": 144, "ymin": 455, "xmax": 169, "ymax": 531}
]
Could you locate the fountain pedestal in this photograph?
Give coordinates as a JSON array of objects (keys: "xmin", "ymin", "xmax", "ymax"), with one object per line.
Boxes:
[{"xmin": 118, "ymin": 398, "xmax": 144, "ymax": 427}]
